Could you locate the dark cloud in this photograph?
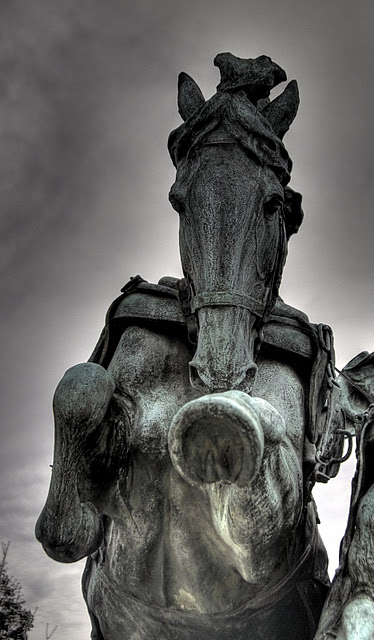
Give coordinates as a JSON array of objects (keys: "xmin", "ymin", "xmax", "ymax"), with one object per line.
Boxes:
[{"xmin": 0, "ymin": 1, "xmax": 373, "ymax": 638}]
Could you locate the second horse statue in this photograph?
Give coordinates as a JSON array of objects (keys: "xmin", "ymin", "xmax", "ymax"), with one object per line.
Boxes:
[{"xmin": 36, "ymin": 53, "xmax": 374, "ymax": 639}]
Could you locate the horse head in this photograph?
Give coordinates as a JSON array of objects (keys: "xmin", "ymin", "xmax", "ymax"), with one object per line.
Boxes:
[{"xmin": 168, "ymin": 53, "xmax": 303, "ymax": 394}]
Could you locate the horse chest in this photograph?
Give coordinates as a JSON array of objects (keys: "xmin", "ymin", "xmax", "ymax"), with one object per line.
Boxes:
[
  {"xmin": 108, "ymin": 325, "xmax": 199, "ymax": 457},
  {"xmin": 107, "ymin": 325, "xmax": 306, "ymax": 460},
  {"xmin": 253, "ymin": 356, "xmax": 306, "ymax": 453},
  {"xmin": 96, "ymin": 326, "xmax": 307, "ymax": 612}
]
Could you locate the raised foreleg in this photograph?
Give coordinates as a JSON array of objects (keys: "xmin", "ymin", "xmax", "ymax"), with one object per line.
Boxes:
[
  {"xmin": 207, "ymin": 396, "xmax": 303, "ymax": 583},
  {"xmin": 169, "ymin": 391, "xmax": 303, "ymax": 583},
  {"xmin": 36, "ymin": 363, "xmax": 115, "ymax": 562}
]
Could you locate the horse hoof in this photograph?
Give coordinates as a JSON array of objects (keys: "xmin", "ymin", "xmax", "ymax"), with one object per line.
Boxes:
[{"xmin": 168, "ymin": 391, "xmax": 264, "ymax": 487}]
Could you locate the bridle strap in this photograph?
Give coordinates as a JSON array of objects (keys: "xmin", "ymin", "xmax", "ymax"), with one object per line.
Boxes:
[
  {"xmin": 181, "ymin": 212, "xmax": 287, "ymax": 333},
  {"xmin": 191, "ymin": 290, "xmax": 266, "ymax": 317}
]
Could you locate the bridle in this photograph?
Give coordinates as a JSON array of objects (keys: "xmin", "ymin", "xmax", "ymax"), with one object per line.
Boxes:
[{"xmin": 179, "ymin": 204, "xmax": 287, "ymax": 347}]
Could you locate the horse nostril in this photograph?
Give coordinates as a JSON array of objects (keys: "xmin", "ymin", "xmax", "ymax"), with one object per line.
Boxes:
[
  {"xmin": 238, "ymin": 364, "xmax": 258, "ymax": 393},
  {"xmin": 189, "ymin": 363, "xmax": 210, "ymax": 392},
  {"xmin": 189, "ymin": 361, "xmax": 258, "ymax": 394}
]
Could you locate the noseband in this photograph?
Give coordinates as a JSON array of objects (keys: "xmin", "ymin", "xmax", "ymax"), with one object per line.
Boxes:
[{"xmin": 191, "ymin": 291, "xmax": 266, "ymax": 316}]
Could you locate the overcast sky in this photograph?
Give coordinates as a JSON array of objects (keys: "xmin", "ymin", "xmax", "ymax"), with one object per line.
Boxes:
[{"xmin": 0, "ymin": 1, "xmax": 373, "ymax": 638}]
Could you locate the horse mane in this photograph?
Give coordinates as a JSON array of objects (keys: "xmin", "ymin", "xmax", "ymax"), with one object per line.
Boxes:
[{"xmin": 168, "ymin": 90, "xmax": 292, "ymax": 185}]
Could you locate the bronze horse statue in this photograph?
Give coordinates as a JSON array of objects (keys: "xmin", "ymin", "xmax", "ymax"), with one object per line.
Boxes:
[{"xmin": 36, "ymin": 54, "xmax": 374, "ymax": 639}]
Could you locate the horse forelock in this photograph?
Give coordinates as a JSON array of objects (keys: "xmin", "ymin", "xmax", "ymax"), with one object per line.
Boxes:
[{"xmin": 168, "ymin": 91, "xmax": 292, "ymax": 185}]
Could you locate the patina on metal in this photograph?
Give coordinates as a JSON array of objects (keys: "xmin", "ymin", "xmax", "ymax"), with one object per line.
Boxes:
[
  {"xmin": 315, "ymin": 353, "xmax": 374, "ymax": 640},
  {"xmin": 36, "ymin": 53, "xmax": 374, "ymax": 639}
]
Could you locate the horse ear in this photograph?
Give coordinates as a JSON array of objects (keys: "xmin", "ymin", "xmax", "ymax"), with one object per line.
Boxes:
[
  {"xmin": 178, "ymin": 72, "xmax": 205, "ymax": 121},
  {"xmin": 337, "ymin": 352, "xmax": 374, "ymax": 425},
  {"xmin": 262, "ymin": 80, "xmax": 299, "ymax": 139},
  {"xmin": 283, "ymin": 187, "xmax": 303, "ymax": 239}
]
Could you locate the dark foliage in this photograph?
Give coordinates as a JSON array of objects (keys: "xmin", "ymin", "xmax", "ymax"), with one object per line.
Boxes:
[{"xmin": 0, "ymin": 543, "xmax": 34, "ymax": 639}]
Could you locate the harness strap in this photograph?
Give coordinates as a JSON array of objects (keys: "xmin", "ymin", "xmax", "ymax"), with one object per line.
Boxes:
[{"xmin": 335, "ymin": 367, "xmax": 374, "ymax": 405}]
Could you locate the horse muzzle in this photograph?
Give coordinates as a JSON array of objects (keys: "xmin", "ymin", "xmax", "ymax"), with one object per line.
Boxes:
[
  {"xmin": 188, "ymin": 304, "xmax": 260, "ymax": 394},
  {"xmin": 189, "ymin": 358, "xmax": 258, "ymax": 394}
]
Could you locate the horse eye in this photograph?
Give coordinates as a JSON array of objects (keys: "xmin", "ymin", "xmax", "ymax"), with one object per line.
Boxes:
[{"xmin": 264, "ymin": 196, "xmax": 283, "ymax": 217}]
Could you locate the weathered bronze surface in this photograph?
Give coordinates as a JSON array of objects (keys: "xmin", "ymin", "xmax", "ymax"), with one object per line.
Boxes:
[{"xmin": 36, "ymin": 54, "xmax": 374, "ymax": 639}]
